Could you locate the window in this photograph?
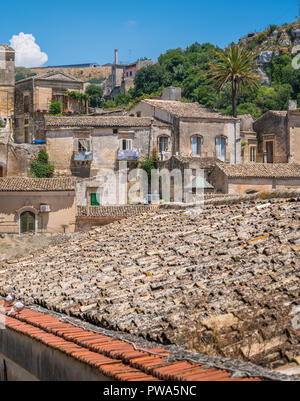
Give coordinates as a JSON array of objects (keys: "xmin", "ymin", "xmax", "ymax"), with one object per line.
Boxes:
[
  {"xmin": 24, "ymin": 95, "xmax": 29, "ymax": 113},
  {"xmin": 24, "ymin": 127, "xmax": 30, "ymax": 144},
  {"xmin": 191, "ymin": 136, "xmax": 202, "ymax": 156},
  {"xmin": 78, "ymin": 138, "xmax": 90, "ymax": 152},
  {"xmin": 250, "ymin": 146, "xmax": 256, "ymax": 163},
  {"xmin": 159, "ymin": 137, "xmax": 169, "ymax": 153},
  {"xmin": 20, "ymin": 211, "xmax": 35, "ymax": 234},
  {"xmin": 121, "ymin": 139, "xmax": 132, "ymax": 151},
  {"xmin": 216, "ymin": 136, "xmax": 226, "ymax": 162},
  {"xmin": 266, "ymin": 141, "xmax": 274, "ymax": 164},
  {"xmin": 90, "ymin": 193, "xmax": 100, "ymax": 206}
]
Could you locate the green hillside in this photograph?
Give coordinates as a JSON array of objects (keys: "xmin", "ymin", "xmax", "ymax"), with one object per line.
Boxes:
[{"xmin": 108, "ymin": 21, "xmax": 300, "ymax": 118}]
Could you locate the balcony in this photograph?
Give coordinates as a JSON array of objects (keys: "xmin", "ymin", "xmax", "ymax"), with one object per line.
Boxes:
[
  {"xmin": 117, "ymin": 149, "xmax": 139, "ymax": 162},
  {"xmin": 73, "ymin": 151, "xmax": 93, "ymax": 166}
]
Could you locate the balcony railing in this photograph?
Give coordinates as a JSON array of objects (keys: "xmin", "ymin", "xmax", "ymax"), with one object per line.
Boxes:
[
  {"xmin": 73, "ymin": 151, "xmax": 93, "ymax": 163},
  {"xmin": 117, "ymin": 149, "xmax": 139, "ymax": 162}
]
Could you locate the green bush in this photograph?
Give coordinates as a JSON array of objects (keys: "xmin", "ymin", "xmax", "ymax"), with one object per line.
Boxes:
[
  {"xmin": 140, "ymin": 157, "xmax": 157, "ymax": 178},
  {"xmin": 256, "ymin": 32, "xmax": 268, "ymax": 44},
  {"xmin": 49, "ymin": 100, "xmax": 62, "ymax": 115},
  {"xmin": 30, "ymin": 151, "xmax": 54, "ymax": 178}
]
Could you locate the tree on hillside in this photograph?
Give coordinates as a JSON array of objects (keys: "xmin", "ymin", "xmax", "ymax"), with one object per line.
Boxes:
[
  {"xmin": 210, "ymin": 44, "xmax": 260, "ymax": 117},
  {"xmin": 15, "ymin": 67, "xmax": 37, "ymax": 82}
]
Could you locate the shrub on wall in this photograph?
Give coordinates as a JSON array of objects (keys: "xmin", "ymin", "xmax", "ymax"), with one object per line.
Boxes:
[
  {"xmin": 30, "ymin": 151, "xmax": 54, "ymax": 178},
  {"xmin": 49, "ymin": 100, "xmax": 62, "ymax": 115}
]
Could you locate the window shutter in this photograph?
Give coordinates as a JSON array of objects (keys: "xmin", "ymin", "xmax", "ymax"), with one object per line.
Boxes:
[{"xmin": 90, "ymin": 193, "xmax": 100, "ymax": 206}]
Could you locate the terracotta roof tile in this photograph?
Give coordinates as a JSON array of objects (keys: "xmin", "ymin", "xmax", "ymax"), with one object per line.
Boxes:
[
  {"xmin": 141, "ymin": 99, "xmax": 236, "ymax": 120},
  {"xmin": 45, "ymin": 116, "xmax": 169, "ymax": 128},
  {"xmin": 0, "ymin": 177, "xmax": 77, "ymax": 192},
  {"xmin": 216, "ymin": 163, "xmax": 300, "ymax": 178},
  {"xmin": 0, "ymin": 302, "xmax": 262, "ymax": 381}
]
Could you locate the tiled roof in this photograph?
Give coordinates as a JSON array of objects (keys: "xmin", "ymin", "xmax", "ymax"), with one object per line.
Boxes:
[
  {"xmin": 0, "ymin": 177, "xmax": 77, "ymax": 192},
  {"xmin": 173, "ymin": 156, "xmax": 219, "ymax": 168},
  {"xmin": 0, "ymin": 301, "xmax": 270, "ymax": 381},
  {"xmin": 141, "ymin": 99, "xmax": 236, "ymax": 120},
  {"xmin": 45, "ymin": 116, "xmax": 169, "ymax": 128},
  {"xmin": 216, "ymin": 163, "xmax": 300, "ymax": 178},
  {"xmin": 77, "ymin": 205, "xmax": 158, "ymax": 218},
  {"xmin": 1, "ymin": 193, "xmax": 299, "ymax": 371},
  {"xmin": 15, "ymin": 71, "xmax": 83, "ymax": 84}
]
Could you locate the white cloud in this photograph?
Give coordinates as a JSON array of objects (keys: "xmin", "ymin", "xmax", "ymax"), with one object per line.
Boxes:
[{"xmin": 9, "ymin": 32, "xmax": 48, "ymax": 68}]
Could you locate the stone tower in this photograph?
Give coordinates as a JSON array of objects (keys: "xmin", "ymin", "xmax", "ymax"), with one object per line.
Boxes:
[{"xmin": 0, "ymin": 45, "xmax": 15, "ymax": 119}]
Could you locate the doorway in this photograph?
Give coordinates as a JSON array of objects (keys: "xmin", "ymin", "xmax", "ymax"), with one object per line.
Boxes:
[
  {"xmin": 20, "ymin": 211, "xmax": 36, "ymax": 234},
  {"xmin": 266, "ymin": 141, "xmax": 274, "ymax": 164}
]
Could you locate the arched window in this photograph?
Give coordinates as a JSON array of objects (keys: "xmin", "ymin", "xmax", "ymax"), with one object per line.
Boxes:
[
  {"xmin": 158, "ymin": 136, "xmax": 169, "ymax": 153},
  {"xmin": 20, "ymin": 211, "xmax": 36, "ymax": 234},
  {"xmin": 216, "ymin": 136, "xmax": 227, "ymax": 162},
  {"xmin": 191, "ymin": 136, "xmax": 203, "ymax": 156}
]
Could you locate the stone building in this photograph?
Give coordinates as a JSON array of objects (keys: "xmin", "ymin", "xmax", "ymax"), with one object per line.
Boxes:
[
  {"xmin": 131, "ymin": 93, "xmax": 241, "ymax": 164},
  {"xmin": 210, "ymin": 163, "xmax": 300, "ymax": 194},
  {"xmin": 0, "ymin": 177, "xmax": 76, "ymax": 234},
  {"xmin": 44, "ymin": 115, "xmax": 171, "ymax": 179},
  {"xmin": 253, "ymin": 104, "xmax": 300, "ymax": 164},
  {"xmin": 14, "ymin": 71, "xmax": 87, "ymax": 144},
  {"xmin": 239, "ymin": 114, "xmax": 258, "ymax": 164},
  {"xmin": 121, "ymin": 59, "xmax": 155, "ymax": 93},
  {"xmin": 0, "ymin": 45, "xmax": 15, "ymax": 120}
]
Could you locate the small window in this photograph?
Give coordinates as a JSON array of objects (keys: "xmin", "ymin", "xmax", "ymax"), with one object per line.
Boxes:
[
  {"xmin": 121, "ymin": 139, "xmax": 132, "ymax": 151},
  {"xmin": 136, "ymin": 112, "xmax": 141, "ymax": 117},
  {"xmin": 113, "ymin": 129, "xmax": 118, "ymax": 134},
  {"xmin": 192, "ymin": 136, "xmax": 202, "ymax": 156},
  {"xmin": 24, "ymin": 95, "xmax": 29, "ymax": 113},
  {"xmin": 90, "ymin": 193, "xmax": 100, "ymax": 206},
  {"xmin": 78, "ymin": 139, "xmax": 90, "ymax": 152},
  {"xmin": 250, "ymin": 146, "xmax": 256, "ymax": 163},
  {"xmin": 159, "ymin": 137, "xmax": 169, "ymax": 153},
  {"xmin": 216, "ymin": 136, "xmax": 226, "ymax": 162}
]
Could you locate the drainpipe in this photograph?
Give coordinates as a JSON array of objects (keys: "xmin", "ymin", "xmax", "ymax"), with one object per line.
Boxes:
[
  {"xmin": 234, "ymin": 120, "xmax": 237, "ymax": 164},
  {"xmin": 149, "ymin": 118, "xmax": 154, "ymax": 158}
]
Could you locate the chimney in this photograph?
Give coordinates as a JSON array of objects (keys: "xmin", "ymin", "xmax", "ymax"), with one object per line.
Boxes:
[
  {"xmin": 162, "ymin": 87, "xmax": 182, "ymax": 101},
  {"xmin": 114, "ymin": 49, "xmax": 119, "ymax": 65},
  {"xmin": 288, "ymin": 100, "xmax": 297, "ymax": 111}
]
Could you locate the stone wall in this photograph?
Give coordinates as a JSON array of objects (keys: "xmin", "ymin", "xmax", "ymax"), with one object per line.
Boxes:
[
  {"xmin": 0, "ymin": 191, "xmax": 76, "ymax": 234},
  {"xmin": 254, "ymin": 112, "xmax": 289, "ymax": 163},
  {"xmin": 0, "ymin": 47, "xmax": 15, "ymax": 119},
  {"xmin": 288, "ymin": 110, "xmax": 300, "ymax": 163}
]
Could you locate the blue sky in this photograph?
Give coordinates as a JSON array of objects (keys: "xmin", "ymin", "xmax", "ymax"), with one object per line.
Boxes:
[{"xmin": 1, "ymin": 0, "xmax": 299, "ymax": 67}]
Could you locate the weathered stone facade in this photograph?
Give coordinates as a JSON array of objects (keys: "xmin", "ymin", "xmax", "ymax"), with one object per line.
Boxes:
[
  {"xmin": 210, "ymin": 163, "xmax": 300, "ymax": 194},
  {"xmin": 131, "ymin": 99, "xmax": 241, "ymax": 163},
  {"xmin": 254, "ymin": 111, "xmax": 289, "ymax": 164},
  {"xmin": 0, "ymin": 178, "xmax": 76, "ymax": 234},
  {"xmin": 0, "ymin": 45, "xmax": 15, "ymax": 119},
  {"xmin": 14, "ymin": 71, "xmax": 86, "ymax": 144},
  {"xmin": 44, "ymin": 116, "xmax": 171, "ymax": 179}
]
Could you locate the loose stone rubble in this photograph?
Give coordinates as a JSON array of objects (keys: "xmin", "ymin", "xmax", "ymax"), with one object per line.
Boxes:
[{"xmin": 0, "ymin": 191, "xmax": 299, "ymax": 370}]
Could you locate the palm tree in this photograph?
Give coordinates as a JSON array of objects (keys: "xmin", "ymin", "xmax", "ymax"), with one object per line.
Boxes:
[{"xmin": 210, "ymin": 44, "xmax": 260, "ymax": 118}]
